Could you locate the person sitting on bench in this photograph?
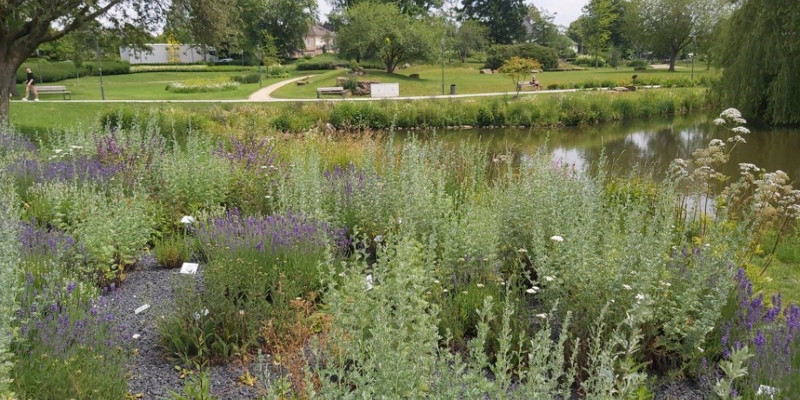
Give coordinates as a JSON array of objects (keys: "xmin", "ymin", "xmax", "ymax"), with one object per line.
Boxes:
[{"xmin": 530, "ymin": 76, "xmax": 541, "ymax": 91}]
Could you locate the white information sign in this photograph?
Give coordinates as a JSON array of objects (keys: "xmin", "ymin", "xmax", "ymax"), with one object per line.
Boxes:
[{"xmin": 371, "ymin": 83, "xmax": 399, "ymax": 98}]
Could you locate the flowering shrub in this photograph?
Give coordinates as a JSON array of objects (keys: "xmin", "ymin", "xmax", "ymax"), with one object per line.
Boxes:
[{"xmin": 166, "ymin": 80, "xmax": 239, "ymax": 93}]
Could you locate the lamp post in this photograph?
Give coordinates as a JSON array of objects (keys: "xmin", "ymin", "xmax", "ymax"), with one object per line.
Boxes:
[
  {"xmin": 440, "ymin": 38, "xmax": 445, "ymax": 95},
  {"xmin": 690, "ymin": 36, "xmax": 696, "ymax": 82},
  {"xmin": 257, "ymin": 45, "xmax": 263, "ymax": 88},
  {"xmin": 36, "ymin": 49, "xmax": 42, "ymax": 83},
  {"xmin": 94, "ymin": 36, "xmax": 105, "ymax": 100}
]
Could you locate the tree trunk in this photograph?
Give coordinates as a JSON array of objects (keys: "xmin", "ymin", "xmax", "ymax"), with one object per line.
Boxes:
[
  {"xmin": 668, "ymin": 47, "xmax": 679, "ymax": 72},
  {"xmin": 1, "ymin": 41, "xmax": 29, "ymax": 124},
  {"xmin": 0, "ymin": 66, "xmax": 16, "ymax": 125}
]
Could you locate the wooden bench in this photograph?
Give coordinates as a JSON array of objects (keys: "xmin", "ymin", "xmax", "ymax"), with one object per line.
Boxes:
[
  {"xmin": 316, "ymin": 86, "xmax": 346, "ymax": 98},
  {"xmin": 517, "ymin": 82, "xmax": 540, "ymax": 91},
  {"xmin": 36, "ymin": 85, "xmax": 71, "ymax": 100}
]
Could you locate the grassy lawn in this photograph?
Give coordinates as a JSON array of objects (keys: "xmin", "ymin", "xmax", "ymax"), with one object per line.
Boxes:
[
  {"xmin": 273, "ymin": 62, "xmax": 719, "ymax": 98},
  {"xmin": 14, "ymin": 69, "xmax": 308, "ymax": 101}
]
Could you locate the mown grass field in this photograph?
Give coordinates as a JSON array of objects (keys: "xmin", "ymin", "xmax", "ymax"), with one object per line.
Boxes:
[{"xmin": 273, "ymin": 61, "xmax": 718, "ymax": 98}]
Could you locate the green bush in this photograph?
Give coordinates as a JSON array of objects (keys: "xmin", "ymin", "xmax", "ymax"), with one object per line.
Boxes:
[
  {"xmin": 296, "ymin": 60, "xmax": 337, "ymax": 71},
  {"xmin": 572, "ymin": 55, "xmax": 606, "ymax": 67},
  {"xmin": 485, "ymin": 44, "xmax": 559, "ymax": 71},
  {"xmin": 231, "ymin": 73, "xmax": 261, "ymax": 84},
  {"xmin": 16, "ymin": 61, "xmax": 84, "ymax": 83},
  {"xmin": 627, "ymin": 59, "xmax": 650, "ymax": 69}
]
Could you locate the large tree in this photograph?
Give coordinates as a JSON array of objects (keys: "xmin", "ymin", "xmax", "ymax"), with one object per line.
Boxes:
[
  {"xmin": 452, "ymin": 19, "xmax": 488, "ymax": 62},
  {"xmin": 525, "ymin": 5, "xmax": 560, "ymax": 47},
  {"xmin": 337, "ymin": 2, "xmax": 436, "ymax": 73},
  {"xmin": 581, "ymin": 0, "xmax": 617, "ymax": 67},
  {"xmin": 459, "ymin": 0, "xmax": 527, "ymax": 44},
  {"xmin": 637, "ymin": 0, "xmax": 723, "ymax": 71},
  {"xmin": 329, "ymin": 0, "xmax": 442, "ymax": 16},
  {"xmin": 258, "ymin": 0, "xmax": 317, "ymax": 58},
  {"xmin": 717, "ymin": 0, "xmax": 799, "ymax": 124},
  {"xmin": 0, "ymin": 0, "xmax": 232, "ymax": 122}
]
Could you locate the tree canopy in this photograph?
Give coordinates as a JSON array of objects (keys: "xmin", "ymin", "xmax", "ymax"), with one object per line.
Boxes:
[
  {"xmin": 716, "ymin": 0, "xmax": 800, "ymax": 125},
  {"xmin": 337, "ymin": 2, "xmax": 436, "ymax": 73},
  {"xmin": 0, "ymin": 0, "xmax": 231, "ymax": 121},
  {"xmin": 459, "ymin": 0, "xmax": 527, "ymax": 44},
  {"xmin": 328, "ymin": 0, "xmax": 442, "ymax": 16}
]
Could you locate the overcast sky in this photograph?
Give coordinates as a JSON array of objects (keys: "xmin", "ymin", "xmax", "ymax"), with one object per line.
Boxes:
[{"xmin": 317, "ymin": 0, "xmax": 589, "ymax": 27}]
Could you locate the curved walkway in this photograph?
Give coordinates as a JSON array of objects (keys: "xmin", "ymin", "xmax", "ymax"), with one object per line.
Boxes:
[{"xmin": 248, "ymin": 75, "xmax": 316, "ymax": 100}]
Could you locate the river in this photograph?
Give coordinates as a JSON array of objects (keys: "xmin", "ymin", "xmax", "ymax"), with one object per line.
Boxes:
[{"xmin": 417, "ymin": 112, "xmax": 800, "ymax": 181}]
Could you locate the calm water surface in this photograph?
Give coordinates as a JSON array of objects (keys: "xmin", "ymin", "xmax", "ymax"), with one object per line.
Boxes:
[{"xmin": 415, "ymin": 113, "xmax": 800, "ymax": 181}]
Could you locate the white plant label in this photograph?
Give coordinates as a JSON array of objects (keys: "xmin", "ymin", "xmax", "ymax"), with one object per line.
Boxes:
[
  {"xmin": 134, "ymin": 304, "xmax": 150, "ymax": 314},
  {"xmin": 180, "ymin": 262, "xmax": 199, "ymax": 275}
]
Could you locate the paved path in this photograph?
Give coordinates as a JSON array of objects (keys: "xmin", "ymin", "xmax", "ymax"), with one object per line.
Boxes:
[{"xmin": 248, "ymin": 75, "xmax": 316, "ymax": 100}]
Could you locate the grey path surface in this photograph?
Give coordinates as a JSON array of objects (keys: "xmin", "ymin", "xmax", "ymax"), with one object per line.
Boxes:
[{"xmin": 248, "ymin": 74, "xmax": 316, "ymax": 100}]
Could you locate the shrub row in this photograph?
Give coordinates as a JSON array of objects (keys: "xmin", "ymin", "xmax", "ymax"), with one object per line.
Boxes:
[
  {"xmin": 256, "ymin": 89, "xmax": 706, "ymax": 131},
  {"xmin": 129, "ymin": 64, "xmax": 254, "ymax": 73},
  {"xmin": 15, "ymin": 61, "xmax": 130, "ymax": 83},
  {"xmin": 485, "ymin": 43, "xmax": 559, "ymax": 71}
]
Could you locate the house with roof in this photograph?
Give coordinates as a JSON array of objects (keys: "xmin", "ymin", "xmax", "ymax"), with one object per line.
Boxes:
[{"xmin": 294, "ymin": 25, "xmax": 335, "ymax": 58}]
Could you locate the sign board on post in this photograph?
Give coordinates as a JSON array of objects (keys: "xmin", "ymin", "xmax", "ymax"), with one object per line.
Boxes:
[{"xmin": 371, "ymin": 83, "xmax": 399, "ymax": 98}]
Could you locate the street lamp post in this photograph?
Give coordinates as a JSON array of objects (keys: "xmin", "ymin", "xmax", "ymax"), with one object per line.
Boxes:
[
  {"xmin": 440, "ymin": 38, "xmax": 445, "ymax": 95},
  {"xmin": 95, "ymin": 36, "xmax": 105, "ymax": 100},
  {"xmin": 690, "ymin": 36, "xmax": 696, "ymax": 82},
  {"xmin": 257, "ymin": 45, "xmax": 263, "ymax": 88}
]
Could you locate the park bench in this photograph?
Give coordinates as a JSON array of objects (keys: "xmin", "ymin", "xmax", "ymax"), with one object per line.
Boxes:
[
  {"xmin": 316, "ymin": 86, "xmax": 346, "ymax": 98},
  {"xmin": 517, "ymin": 82, "xmax": 540, "ymax": 91},
  {"xmin": 36, "ymin": 85, "xmax": 72, "ymax": 100}
]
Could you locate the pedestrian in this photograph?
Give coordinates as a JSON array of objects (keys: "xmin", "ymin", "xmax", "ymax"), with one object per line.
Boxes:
[{"xmin": 23, "ymin": 66, "xmax": 38, "ymax": 101}]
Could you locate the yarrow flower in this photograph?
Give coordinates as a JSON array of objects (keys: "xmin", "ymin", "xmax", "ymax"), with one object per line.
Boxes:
[
  {"xmin": 476, "ymin": 283, "xmax": 485, "ymax": 288},
  {"xmin": 713, "ymin": 118, "xmax": 726, "ymax": 126},
  {"xmin": 709, "ymin": 139, "xmax": 725, "ymax": 148},
  {"xmin": 622, "ymin": 284, "xmax": 632, "ymax": 291},
  {"xmin": 544, "ymin": 275, "xmax": 555, "ymax": 282},
  {"xmin": 180, "ymin": 215, "xmax": 195, "ymax": 224},
  {"xmin": 526, "ymin": 287, "xmax": 539, "ymax": 294},
  {"xmin": 549, "ymin": 235, "xmax": 564, "ymax": 242},
  {"xmin": 535, "ymin": 313, "xmax": 548, "ymax": 319},
  {"xmin": 635, "ymin": 293, "xmax": 646, "ymax": 302},
  {"xmin": 731, "ymin": 126, "xmax": 751, "ymax": 135}
]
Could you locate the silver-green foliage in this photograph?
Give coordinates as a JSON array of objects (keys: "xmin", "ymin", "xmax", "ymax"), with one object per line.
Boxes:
[
  {"xmin": 0, "ymin": 174, "xmax": 19, "ymax": 396},
  {"xmin": 156, "ymin": 135, "xmax": 231, "ymax": 213},
  {"xmin": 25, "ymin": 180, "xmax": 153, "ymax": 281},
  {"xmin": 309, "ymin": 236, "xmax": 440, "ymax": 398}
]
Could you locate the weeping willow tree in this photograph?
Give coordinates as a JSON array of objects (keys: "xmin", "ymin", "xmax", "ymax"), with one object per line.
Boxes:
[{"xmin": 717, "ymin": 0, "xmax": 800, "ymax": 125}]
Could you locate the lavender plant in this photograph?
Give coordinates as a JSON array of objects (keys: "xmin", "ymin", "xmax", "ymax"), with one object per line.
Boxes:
[
  {"xmin": 705, "ymin": 269, "xmax": 800, "ymax": 398},
  {"xmin": 160, "ymin": 210, "xmax": 348, "ymax": 364},
  {"xmin": 12, "ymin": 272, "xmax": 128, "ymax": 399}
]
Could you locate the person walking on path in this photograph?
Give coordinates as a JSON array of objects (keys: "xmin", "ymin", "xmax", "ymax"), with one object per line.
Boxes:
[{"xmin": 23, "ymin": 66, "xmax": 38, "ymax": 101}]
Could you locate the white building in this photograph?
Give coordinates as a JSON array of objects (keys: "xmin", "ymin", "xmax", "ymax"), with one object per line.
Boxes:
[{"xmin": 119, "ymin": 44, "xmax": 215, "ymax": 64}]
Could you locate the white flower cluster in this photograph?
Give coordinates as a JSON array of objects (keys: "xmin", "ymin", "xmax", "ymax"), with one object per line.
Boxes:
[
  {"xmin": 727, "ymin": 135, "xmax": 747, "ymax": 144},
  {"xmin": 708, "ymin": 139, "xmax": 725, "ymax": 148},
  {"xmin": 719, "ymin": 108, "xmax": 747, "ymax": 125},
  {"xmin": 738, "ymin": 163, "xmax": 760, "ymax": 173},
  {"xmin": 731, "ymin": 126, "xmax": 751, "ymax": 135}
]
